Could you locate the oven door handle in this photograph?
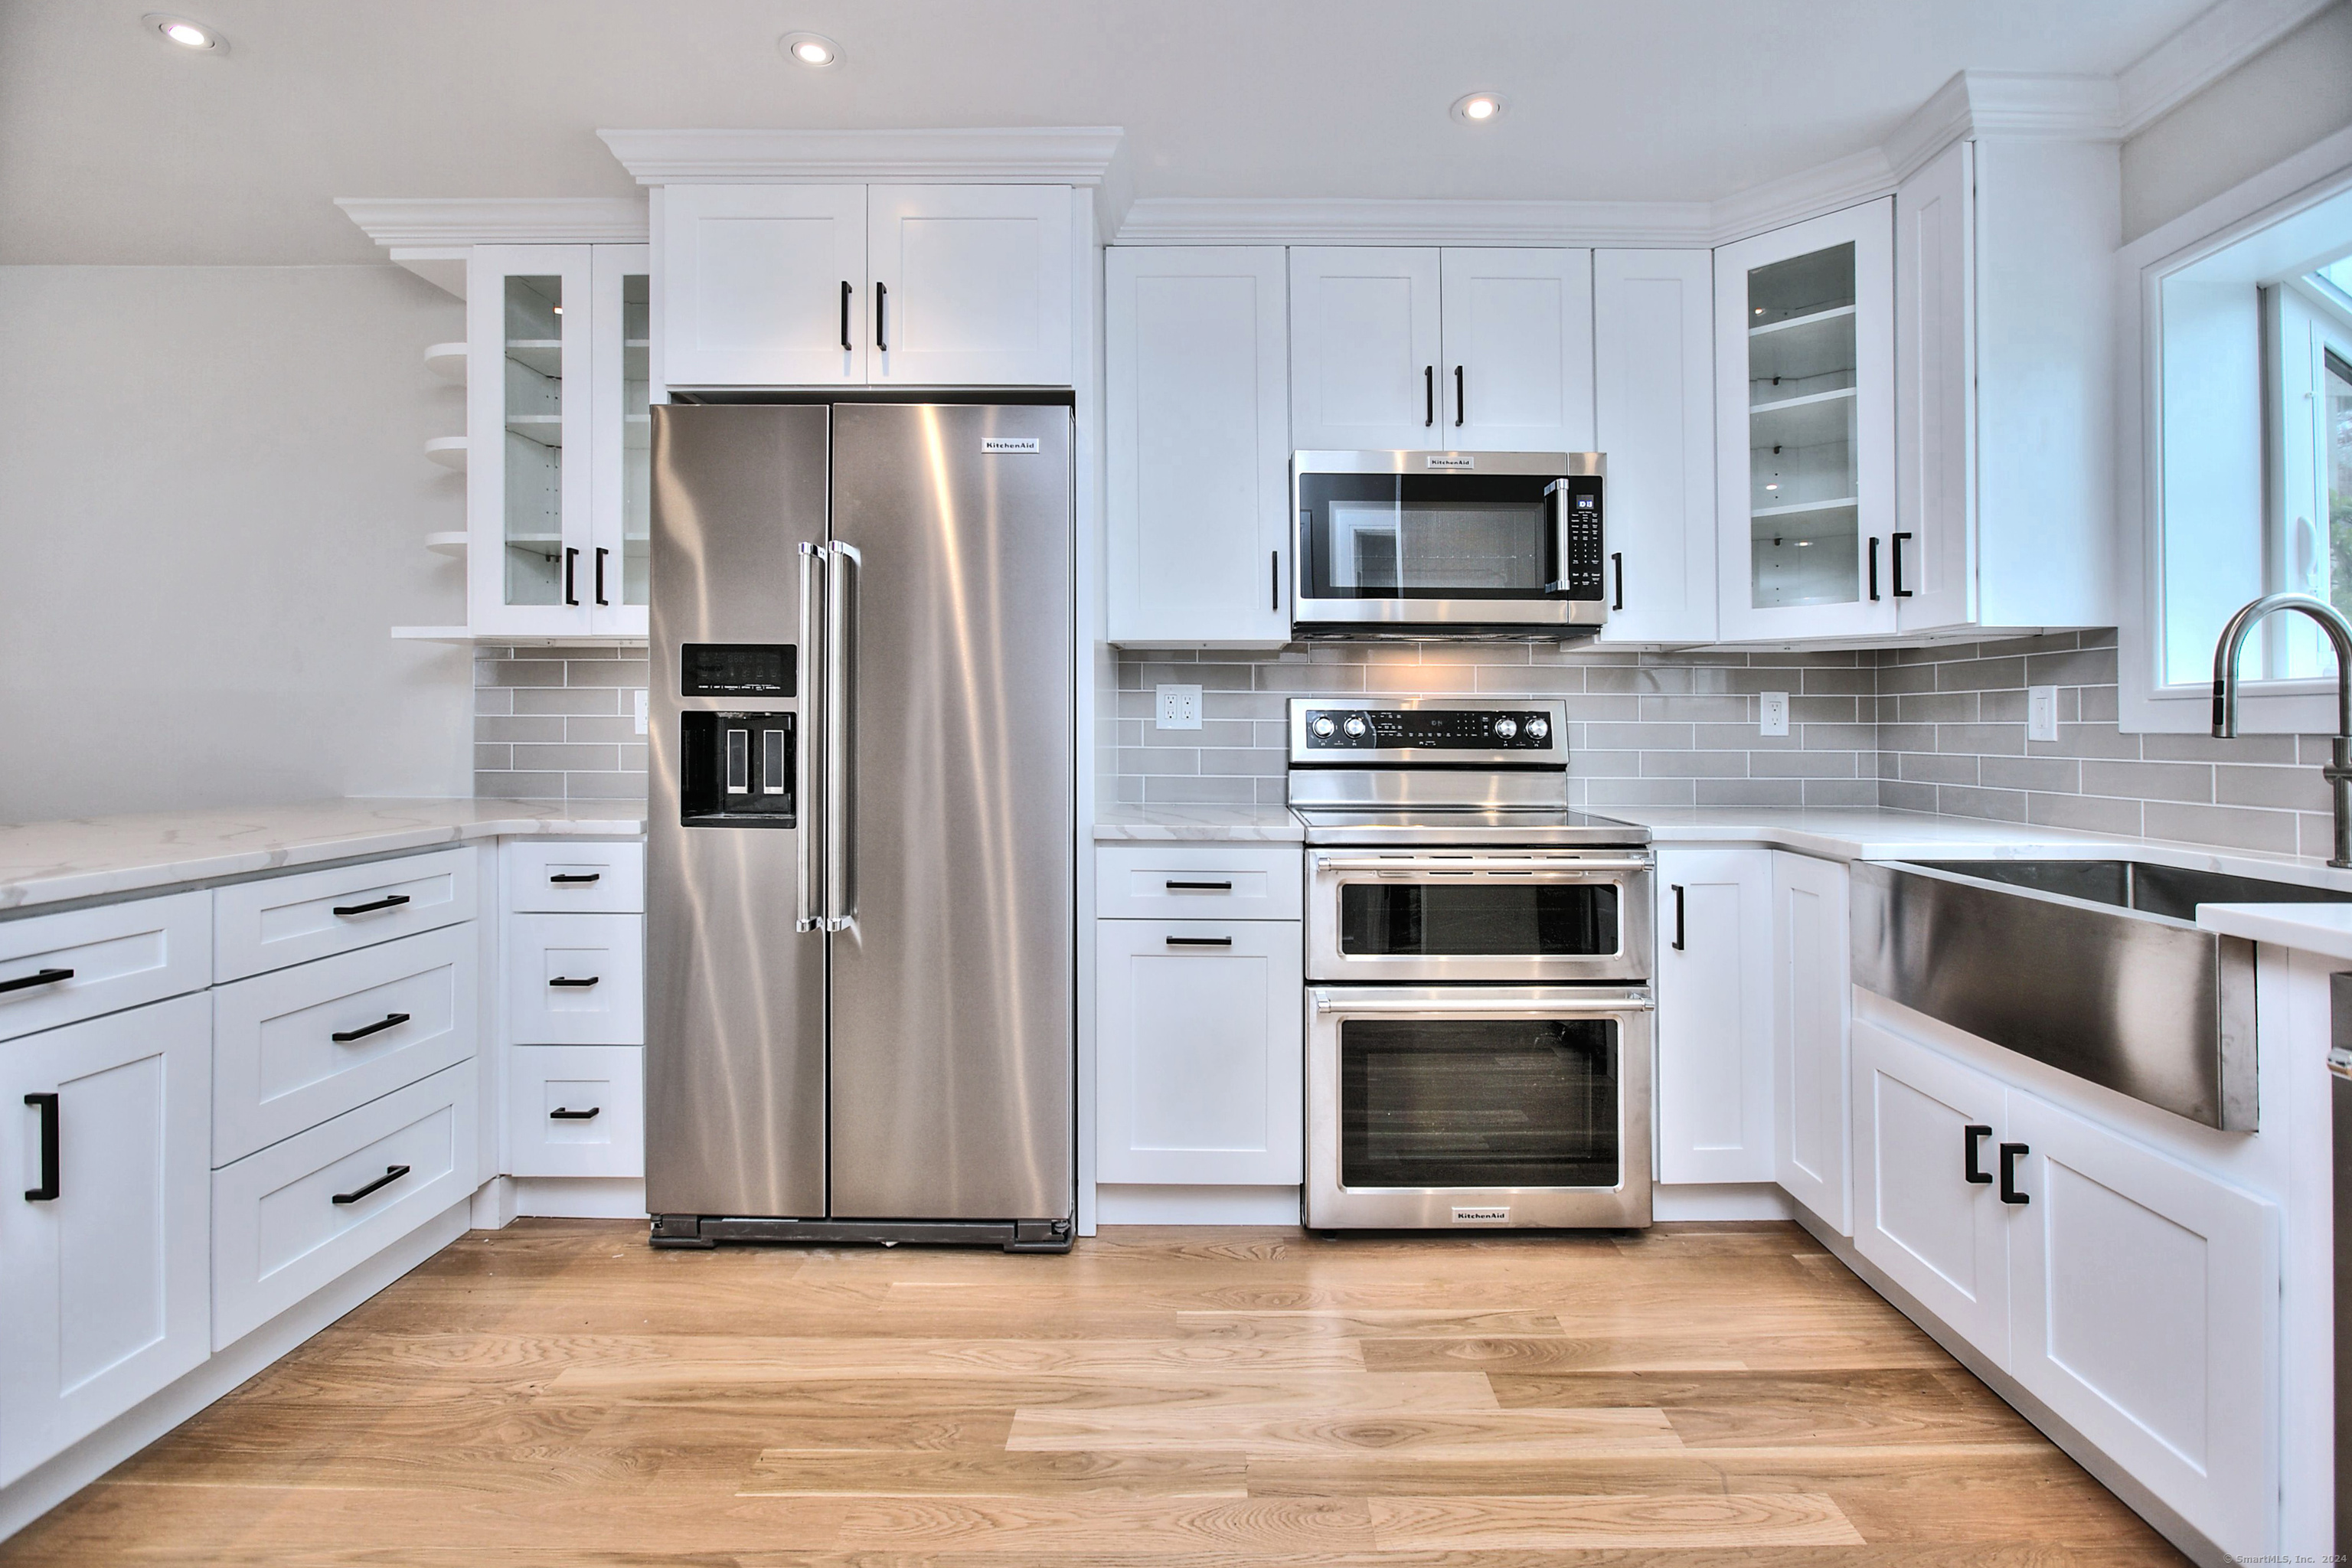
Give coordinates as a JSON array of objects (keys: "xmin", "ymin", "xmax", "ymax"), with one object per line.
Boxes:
[
  {"xmin": 1312, "ymin": 854, "xmax": 1651, "ymax": 874},
  {"xmin": 1312, "ymin": 994, "xmax": 1655, "ymax": 1015}
]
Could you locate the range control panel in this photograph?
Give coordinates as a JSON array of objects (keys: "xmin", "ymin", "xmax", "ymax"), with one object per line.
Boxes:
[{"xmin": 1298, "ymin": 707, "xmax": 1557, "ymax": 752}]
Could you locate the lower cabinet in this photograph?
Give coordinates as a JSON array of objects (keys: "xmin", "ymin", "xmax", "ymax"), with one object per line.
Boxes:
[
  {"xmin": 0, "ymin": 995, "xmax": 211, "ymax": 1487},
  {"xmin": 1771, "ymin": 851, "xmax": 1851, "ymax": 1232},
  {"xmin": 505, "ymin": 913, "xmax": 645, "ymax": 1046},
  {"xmin": 1096, "ymin": 917, "xmax": 1302, "ymax": 1185},
  {"xmin": 1653, "ymin": 848, "xmax": 1774, "ymax": 1183},
  {"xmin": 507, "ymin": 1045, "xmax": 644, "ymax": 1178}
]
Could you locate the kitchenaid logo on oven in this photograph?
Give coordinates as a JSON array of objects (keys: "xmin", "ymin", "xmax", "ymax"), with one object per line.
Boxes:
[{"xmin": 1425, "ymin": 454, "xmax": 1475, "ymax": 470}]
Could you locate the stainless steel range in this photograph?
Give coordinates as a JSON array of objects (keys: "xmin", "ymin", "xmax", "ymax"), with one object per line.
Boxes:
[{"xmin": 1290, "ymin": 697, "xmax": 1654, "ymax": 1231}]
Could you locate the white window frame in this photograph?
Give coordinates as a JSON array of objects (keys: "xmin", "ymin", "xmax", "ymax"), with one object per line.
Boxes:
[{"xmin": 2121, "ymin": 121, "xmax": 2352, "ymax": 733}]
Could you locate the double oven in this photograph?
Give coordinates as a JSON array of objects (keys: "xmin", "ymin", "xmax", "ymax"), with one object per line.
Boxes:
[{"xmin": 1290, "ymin": 699, "xmax": 1654, "ymax": 1230}]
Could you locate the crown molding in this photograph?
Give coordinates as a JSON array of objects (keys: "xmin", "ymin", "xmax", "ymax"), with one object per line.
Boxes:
[
  {"xmin": 335, "ymin": 197, "xmax": 650, "ymax": 247},
  {"xmin": 2117, "ymin": 0, "xmax": 2335, "ymax": 137},
  {"xmin": 1112, "ymin": 196, "xmax": 1713, "ymax": 247},
  {"xmin": 596, "ymin": 127, "xmax": 1125, "ymax": 185},
  {"xmin": 1707, "ymin": 147, "xmax": 1895, "ymax": 243},
  {"xmin": 1882, "ymin": 71, "xmax": 2122, "ymax": 182}
]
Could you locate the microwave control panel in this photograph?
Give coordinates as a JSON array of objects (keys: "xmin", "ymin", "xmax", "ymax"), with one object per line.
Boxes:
[{"xmin": 1556, "ymin": 478, "xmax": 1605, "ymax": 599}]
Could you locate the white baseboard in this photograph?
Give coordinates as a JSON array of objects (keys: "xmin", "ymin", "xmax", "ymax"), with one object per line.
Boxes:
[
  {"xmin": 469, "ymin": 1174, "xmax": 520, "ymax": 1228},
  {"xmin": 0, "ymin": 1200, "xmax": 471, "ymax": 1546},
  {"xmin": 1095, "ymin": 1184, "xmax": 1301, "ymax": 1225},
  {"xmin": 1651, "ymin": 1182, "xmax": 1795, "ymax": 1221},
  {"xmin": 513, "ymin": 1176, "xmax": 646, "ymax": 1219}
]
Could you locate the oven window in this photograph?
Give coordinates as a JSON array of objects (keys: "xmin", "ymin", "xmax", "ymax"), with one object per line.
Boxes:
[
  {"xmin": 1300, "ymin": 473, "xmax": 1559, "ymax": 599},
  {"xmin": 1340, "ymin": 1018, "xmax": 1619, "ymax": 1189},
  {"xmin": 1338, "ymin": 881, "xmax": 1619, "ymax": 957}
]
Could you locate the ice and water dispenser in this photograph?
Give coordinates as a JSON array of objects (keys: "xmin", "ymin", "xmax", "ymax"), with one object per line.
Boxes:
[{"xmin": 677, "ymin": 643, "xmax": 795, "ymax": 828}]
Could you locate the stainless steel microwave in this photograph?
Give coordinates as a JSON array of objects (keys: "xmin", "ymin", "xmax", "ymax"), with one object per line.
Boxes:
[{"xmin": 1289, "ymin": 450, "xmax": 1606, "ymax": 638}]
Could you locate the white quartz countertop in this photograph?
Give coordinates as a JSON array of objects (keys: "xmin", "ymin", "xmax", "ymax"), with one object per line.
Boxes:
[
  {"xmin": 2197, "ymin": 903, "xmax": 2352, "ymax": 962},
  {"xmin": 0, "ymin": 799, "xmax": 647, "ymax": 913},
  {"xmin": 1586, "ymin": 805, "xmax": 2137, "ymax": 861},
  {"xmin": 1093, "ymin": 804, "xmax": 1303, "ymax": 842}
]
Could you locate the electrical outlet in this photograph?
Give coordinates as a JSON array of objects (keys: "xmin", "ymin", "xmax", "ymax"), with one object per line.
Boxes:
[
  {"xmin": 633, "ymin": 689, "xmax": 649, "ymax": 736},
  {"xmin": 2027, "ymin": 684, "xmax": 2059, "ymax": 743},
  {"xmin": 1155, "ymin": 683, "xmax": 1203, "ymax": 730},
  {"xmin": 1759, "ymin": 691, "xmax": 1790, "ymax": 737}
]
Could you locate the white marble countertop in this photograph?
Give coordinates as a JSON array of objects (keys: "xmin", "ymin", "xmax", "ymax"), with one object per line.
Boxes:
[
  {"xmin": 0, "ymin": 799, "xmax": 647, "ymax": 913},
  {"xmin": 2197, "ymin": 903, "xmax": 2352, "ymax": 962},
  {"xmin": 1093, "ymin": 804, "xmax": 1303, "ymax": 842},
  {"xmin": 1586, "ymin": 805, "xmax": 2137, "ymax": 862}
]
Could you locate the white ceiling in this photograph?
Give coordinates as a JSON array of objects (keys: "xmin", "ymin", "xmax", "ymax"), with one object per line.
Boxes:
[{"xmin": 0, "ymin": 0, "xmax": 2222, "ymax": 266}]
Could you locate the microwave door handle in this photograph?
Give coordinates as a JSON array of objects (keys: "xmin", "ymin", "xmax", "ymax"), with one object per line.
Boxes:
[
  {"xmin": 795, "ymin": 541, "xmax": 825, "ymax": 933},
  {"xmin": 1541, "ymin": 479, "xmax": 1573, "ymax": 593}
]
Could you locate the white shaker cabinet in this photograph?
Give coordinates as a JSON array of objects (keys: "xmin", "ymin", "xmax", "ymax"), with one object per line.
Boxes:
[
  {"xmin": 1438, "ymin": 248, "xmax": 1594, "ymax": 452},
  {"xmin": 1289, "ymin": 247, "xmax": 1444, "ymax": 451},
  {"xmin": 0, "ymin": 995, "xmax": 211, "ymax": 1487},
  {"xmin": 1770, "ymin": 851, "xmax": 1851, "ymax": 1233},
  {"xmin": 865, "ymin": 185, "xmax": 1073, "ymax": 387},
  {"xmin": 1594, "ymin": 249, "xmax": 1717, "ymax": 644},
  {"xmin": 1652, "ymin": 849, "xmax": 1774, "ymax": 1184},
  {"xmin": 657, "ymin": 184, "xmax": 868, "ymax": 387},
  {"xmin": 1106, "ymin": 247, "xmax": 1291, "ymax": 646}
]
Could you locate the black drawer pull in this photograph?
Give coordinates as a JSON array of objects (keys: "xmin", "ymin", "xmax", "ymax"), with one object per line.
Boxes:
[
  {"xmin": 0, "ymin": 968, "xmax": 73, "ymax": 995},
  {"xmin": 1165, "ymin": 880, "xmax": 1233, "ymax": 891},
  {"xmin": 1998, "ymin": 1143, "xmax": 2030, "ymax": 1206},
  {"xmin": 24, "ymin": 1093, "xmax": 58, "ymax": 1202},
  {"xmin": 549, "ymin": 873, "xmax": 602, "ymax": 884},
  {"xmin": 549, "ymin": 975, "xmax": 600, "ymax": 988},
  {"xmin": 332, "ymin": 1013, "xmax": 410, "ymax": 1044},
  {"xmin": 1669, "ymin": 884, "xmax": 1686, "ymax": 951},
  {"xmin": 332, "ymin": 894, "xmax": 411, "ymax": 918},
  {"xmin": 550, "ymin": 1106, "xmax": 602, "ymax": 1121},
  {"xmin": 1962, "ymin": 1124, "xmax": 1993, "ymax": 1184},
  {"xmin": 1165, "ymin": 936, "xmax": 1233, "ymax": 948},
  {"xmin": 332, "ymin": 1165, "xmax": 410, "ymax": 1206}
]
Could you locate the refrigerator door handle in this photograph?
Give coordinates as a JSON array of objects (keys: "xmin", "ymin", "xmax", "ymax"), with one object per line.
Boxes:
[
  {"xmin": 795, "ymin": 541, "xmax": 826, "ymax": 933},
  {"xmin": 823, "ymin": 540, "xmax": 861, "ymax": 931}
]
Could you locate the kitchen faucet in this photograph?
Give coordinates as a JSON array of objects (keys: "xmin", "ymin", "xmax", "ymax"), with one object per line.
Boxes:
[{"xmin": 2212, "ymin": 592, "xmax": 2352, "ymax": 868}]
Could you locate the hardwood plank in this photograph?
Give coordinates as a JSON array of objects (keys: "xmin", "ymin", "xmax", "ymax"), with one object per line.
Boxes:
[
  {"xmin": 1366, "ymin": 1490, "xmax": 1867, "ymax": 1549},
  {"xmin": 740, "ymin": 1450, "xmax": 1250, "ymax": 1498},
  {"xmin": 1361, "ymin": 1329, "xmax": 1955, "ymax": 1374},
  {"xmin": 1244, "ymin": 1442, "xmax": 2069, "ymax": 1497},
  {"xmin": 1490, "ymin": 1368, "xmax": 2043, "ymax": 1447},
  {"xmin": 544, "ymin": 1370, "xmax": 1501, "ymax": 1416},
  {"xmin": 827, "ymin": 1494, "xmax": 1376, "ymax": 1553},
  {"xmin": 1006, "ymin": 1403, "xmax": 1681, "ymax": 1457}
]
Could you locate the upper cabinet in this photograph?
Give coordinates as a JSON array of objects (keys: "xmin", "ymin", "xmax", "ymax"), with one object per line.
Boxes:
[
  {"xmin": 1595, "ymin": 249, "xmax": 1717, "ymax": 645},
  {"xmin": 658, "ymin": 184, "xmax": 1073, "ymax": 390},
  {"xmin": 1291, "ymin": 247, "xmax": 1593, "ymax": 453},
  {"xmin": 1713, "ymin": 201, "xmax": 1897, "ymax": 642},
  {"xmin": 1106, "ymin": 247, "xmax": 1291, "ymax": 647}
]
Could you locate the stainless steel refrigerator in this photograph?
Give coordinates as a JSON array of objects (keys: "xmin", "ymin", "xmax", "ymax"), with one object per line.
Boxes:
[{"xmin": 643, "ymin": 401, "xmax": 1075, "ymax": 1252}]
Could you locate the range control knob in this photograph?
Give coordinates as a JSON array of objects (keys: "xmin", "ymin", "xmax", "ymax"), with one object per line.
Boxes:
[
  {"xmin": 1526, "ymin": 717, "xmax": 1550, "ymax": 741},
  {"xmin": 1342, "ymin": 714, "xmax": 1368, "ymax": 738},
  {"xmin": 1311, "ymin": 715, "xmax": 1336, "ymax": 739},
  {"xmin": 1494, "ymin": 717, "xmax": 1518, "ymax": 740}
]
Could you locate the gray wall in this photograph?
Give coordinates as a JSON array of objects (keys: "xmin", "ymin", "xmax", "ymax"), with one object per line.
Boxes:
[{"xmin": 0, "ymin": 263, "xmax": 474, "ymax": 821}]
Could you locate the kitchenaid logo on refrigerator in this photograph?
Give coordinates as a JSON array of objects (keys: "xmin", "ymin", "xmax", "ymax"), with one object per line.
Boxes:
[
  {"xmin": 1425, "ymin": 454, "xmax": 1475, "ymax": 470},
  {"xmin": 982, "ymin": 437, "xmax": 1040, "ymax": 453}
]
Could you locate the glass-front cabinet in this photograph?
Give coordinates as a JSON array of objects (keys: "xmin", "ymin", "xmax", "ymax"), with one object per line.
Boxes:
[
  {"xmin": 1713, "ymin": 201, "xmax": 1894, "ymax": 640},
  {"xmin": 466, "ymin": 243, "xmax": 649, "ymax": 640}
]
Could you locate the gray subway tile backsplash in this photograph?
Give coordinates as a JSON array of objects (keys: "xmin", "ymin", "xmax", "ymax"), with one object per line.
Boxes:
[{"xmin": 472, "ymin": 646, "xmax": 648, "ymax": 805}]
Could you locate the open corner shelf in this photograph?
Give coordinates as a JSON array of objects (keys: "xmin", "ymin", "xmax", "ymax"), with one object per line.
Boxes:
[
  {"xmin": 425, "ymin": 531, "xmax": 468, "ymax": 557},
  {"xmin": 424, "ymin": 436, "xmax": 468, "ymax": 472},
  {"xmin": 423, "ymin": 342, "xmax": 467, "ymax": 383}
]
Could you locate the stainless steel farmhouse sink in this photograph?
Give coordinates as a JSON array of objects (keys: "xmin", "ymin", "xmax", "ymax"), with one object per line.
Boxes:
[{"xmin": 1851, "ymin": 859, "xmax": 2352, "ymax": 1132}]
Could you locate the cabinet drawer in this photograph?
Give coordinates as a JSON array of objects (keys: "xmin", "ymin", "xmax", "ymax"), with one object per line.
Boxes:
[
  {"xmin": 214, "ymin": 849, "xmax": 477, "ymax": 982},
  {"xmin": 505, "ymin": 841, "xmax": 645, "ymax": 914},
  {"xmin": 211, "ymin": 1061, "xmax": 477, "ymax": 1349},
  {"xmin": 1095, "ymin": 844, "xmax": 1302, "ymax": 921},
  {"xmin": 508, "ymin": 1045, "xmax": 644, "ymax": 1179},
  {"xmin": 506, "ymin": 913, "xmax": 644, "ymax": 1045},
  {"xmin": 0, "ymin": 890, "xmax": 211, "ymax": 1044},
  {"xmin": 212, "ymin": 925, "xmax": 479, "ymax": 1167}
]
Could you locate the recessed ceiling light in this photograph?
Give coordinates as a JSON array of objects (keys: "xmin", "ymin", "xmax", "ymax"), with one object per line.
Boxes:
[
  {"xmin": 142, "ymin": 13, "xmax": 225, "ymax": 52},
  {"xmin": 779, "ymin": 31, "xmax": 841, "ymax": 67},
  {"xmin": 1452, "ymin": 92, "xmax": 1503, "ymax": 124}
]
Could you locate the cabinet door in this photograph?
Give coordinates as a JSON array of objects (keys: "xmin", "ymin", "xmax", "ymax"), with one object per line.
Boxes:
[
  {"xmin": 1106, "ymin": 247, "xmax": 1290, "ymax": 645},
  {"xmin": 0, "ymin": 995, "xmax": 209, "ymax": 1486},
  {"xmin": 1289, "ymin": 247, "xmax": 1443, "ymax": 450},
  {"xmin": 1653, "ymin": 849, "xmax": 1774, "ymax": 1184},
  {"xmin": 590, "ymin": 244, "xmax": 651, "ymax": 638},
  {"xmin": 1893, "ymin": 139, "xmax": 1975, "ymax": 632},
  {"xmin": 1850, "ymin": 1017, "xmax": 2009, "ymax": 1360},
  {"xmin": 2005, "ymin": 1091, "xmax": 2278, "ymax": 1557},
  {"xmin": 658, "ymin": 185, "xmax": 866, "ymax": 387},
  {"xmin": 866, "ymin": 185, "xmax": 1073, "ymax": 386},
  {"xmin": 1771, "ymin": 851, "xmax": 1851, "ymax": 1233},
  {"xmin": 469, "ymin": 245, "xmax": 596, "ymax": 639},
  {"xmin": 1439, "ymin": 248, "xmax": 1594, "ymax": 452},
  {"xmin": 1594, "ymin": 250, "xmax": 1717, "ymax": 644},
  {"xmin": 1096, "ymin": 920, "xmax": 1302, "ymax": 1186},
  {"xmin": 1713, "ymin": 200, "xmax": 1896, "ymax": 642}
]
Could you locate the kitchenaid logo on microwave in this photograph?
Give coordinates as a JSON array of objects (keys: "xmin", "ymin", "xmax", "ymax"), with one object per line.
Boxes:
[
  {"xmin": 982, "ymin": 437, "xmax": 1040, "ymax": 453},
  {"xmin": 1451, "ymin": 1206, "xmax": 1511, "ymax": 1224},
  {"xmin": 1425, "ymin": 454, "xmax": 1476, "ymax": 470}
]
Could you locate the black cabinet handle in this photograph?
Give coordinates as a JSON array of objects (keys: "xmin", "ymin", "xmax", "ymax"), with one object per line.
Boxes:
[
  {"xmin": 332, "ymin": 1012, "xmax": 410, "ymax": 1044},
  {"xmin": 1998, "ymin": 1142, "xmax": 2030, "ymax": 1205},
  {"xmin": 1963, "ymin": 1124, "xmax": 1993, "ymax": 1184},
  {"xmin": 1610, "ymin": 552, "xmax": 1625, "ymax": 612},
  {"xmin": 1423, "ymin": 364, "xmax": 1434, "ymax": 427},
  {"xmin": 332, "ymin": 893, "xmax": 410, "ymax": 918},
  {"xmin": 1868, "ymin": 537, "xmax": 1881, "ymax": 601},
  {"xmin": 24, "ymin": 1093, "xmax": 57, "ymax": 1202},
  {"xmin": 564, "ymin": 547, "xmax": 579, "ymax": 606},
  {"xmin": 876, "ymin": 281, "xmax": 887, "ymax": 351},
  {"xmin": 840, "ymin": 279, "xmax": 852, "ymax": 351},
  {"xmin": 1454, "ymin": 364, "xmax": 1465, "ymax": 427},
  {"xmin": 332, "ymin": 1165, "xmax": 410, "ymax": 1206},
  {"xmin": 1892, "ymin": 532, "xmax": 1913, "ymax": 598},
  {"xmin": 550, "ymin": 1106, "xmax": 602, "ymax": 1121},
  {"xmin": 1165, "ymin": 880, "xmax": 1233, "ymax": 891},
  {"xmin": 1271, "ymin": 550, "xmax": 1280, "ymax": 612},
  {"xmin": 1670, "ymin": 884, "xmax": 1686, "ymax": 951},
  {"xmin": 549, "ymin": 872, "xmax": 602, "ymax": 884},
  {"xmin": 549, "ymin": 975, "xmax": 600, "ymax": 988},
  {"xmin": 0, "ymin": 967, "xmax": 72, "ymax": 995},
  {"xmin": 1165, "ymin": 936, "xmax": 1233, "ymax": 948},
  {"xmin": 593, "ymin": 547, "xmax": 609, "ymax": 606}
]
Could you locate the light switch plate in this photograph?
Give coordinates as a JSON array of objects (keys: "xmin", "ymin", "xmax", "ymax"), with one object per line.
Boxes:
[
  {"xmin": 2027, "ymin": 684, "xmax": 2059, "ymax": 743},
  {"xmin": 1759, "ymin": 691, "xmax": 1790, "ymax": 737},
  {"xmin": 1156, "ymin": 684, "xmax": 1203, "ymax": 730},
  {"xmin": 633, "ymin": 689, "xmax": 649, "ymax": 737}
]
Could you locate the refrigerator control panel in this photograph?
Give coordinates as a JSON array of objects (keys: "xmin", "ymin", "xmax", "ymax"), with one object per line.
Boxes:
[{"xmin": 680, "ymin": 642, "xmax": 794, "ymax": 697}]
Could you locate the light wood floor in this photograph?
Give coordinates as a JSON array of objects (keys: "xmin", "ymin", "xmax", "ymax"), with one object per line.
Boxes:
[{"xmin": 2, "ymin": 1220, "xmax": 2187, "ymax": 1565}]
